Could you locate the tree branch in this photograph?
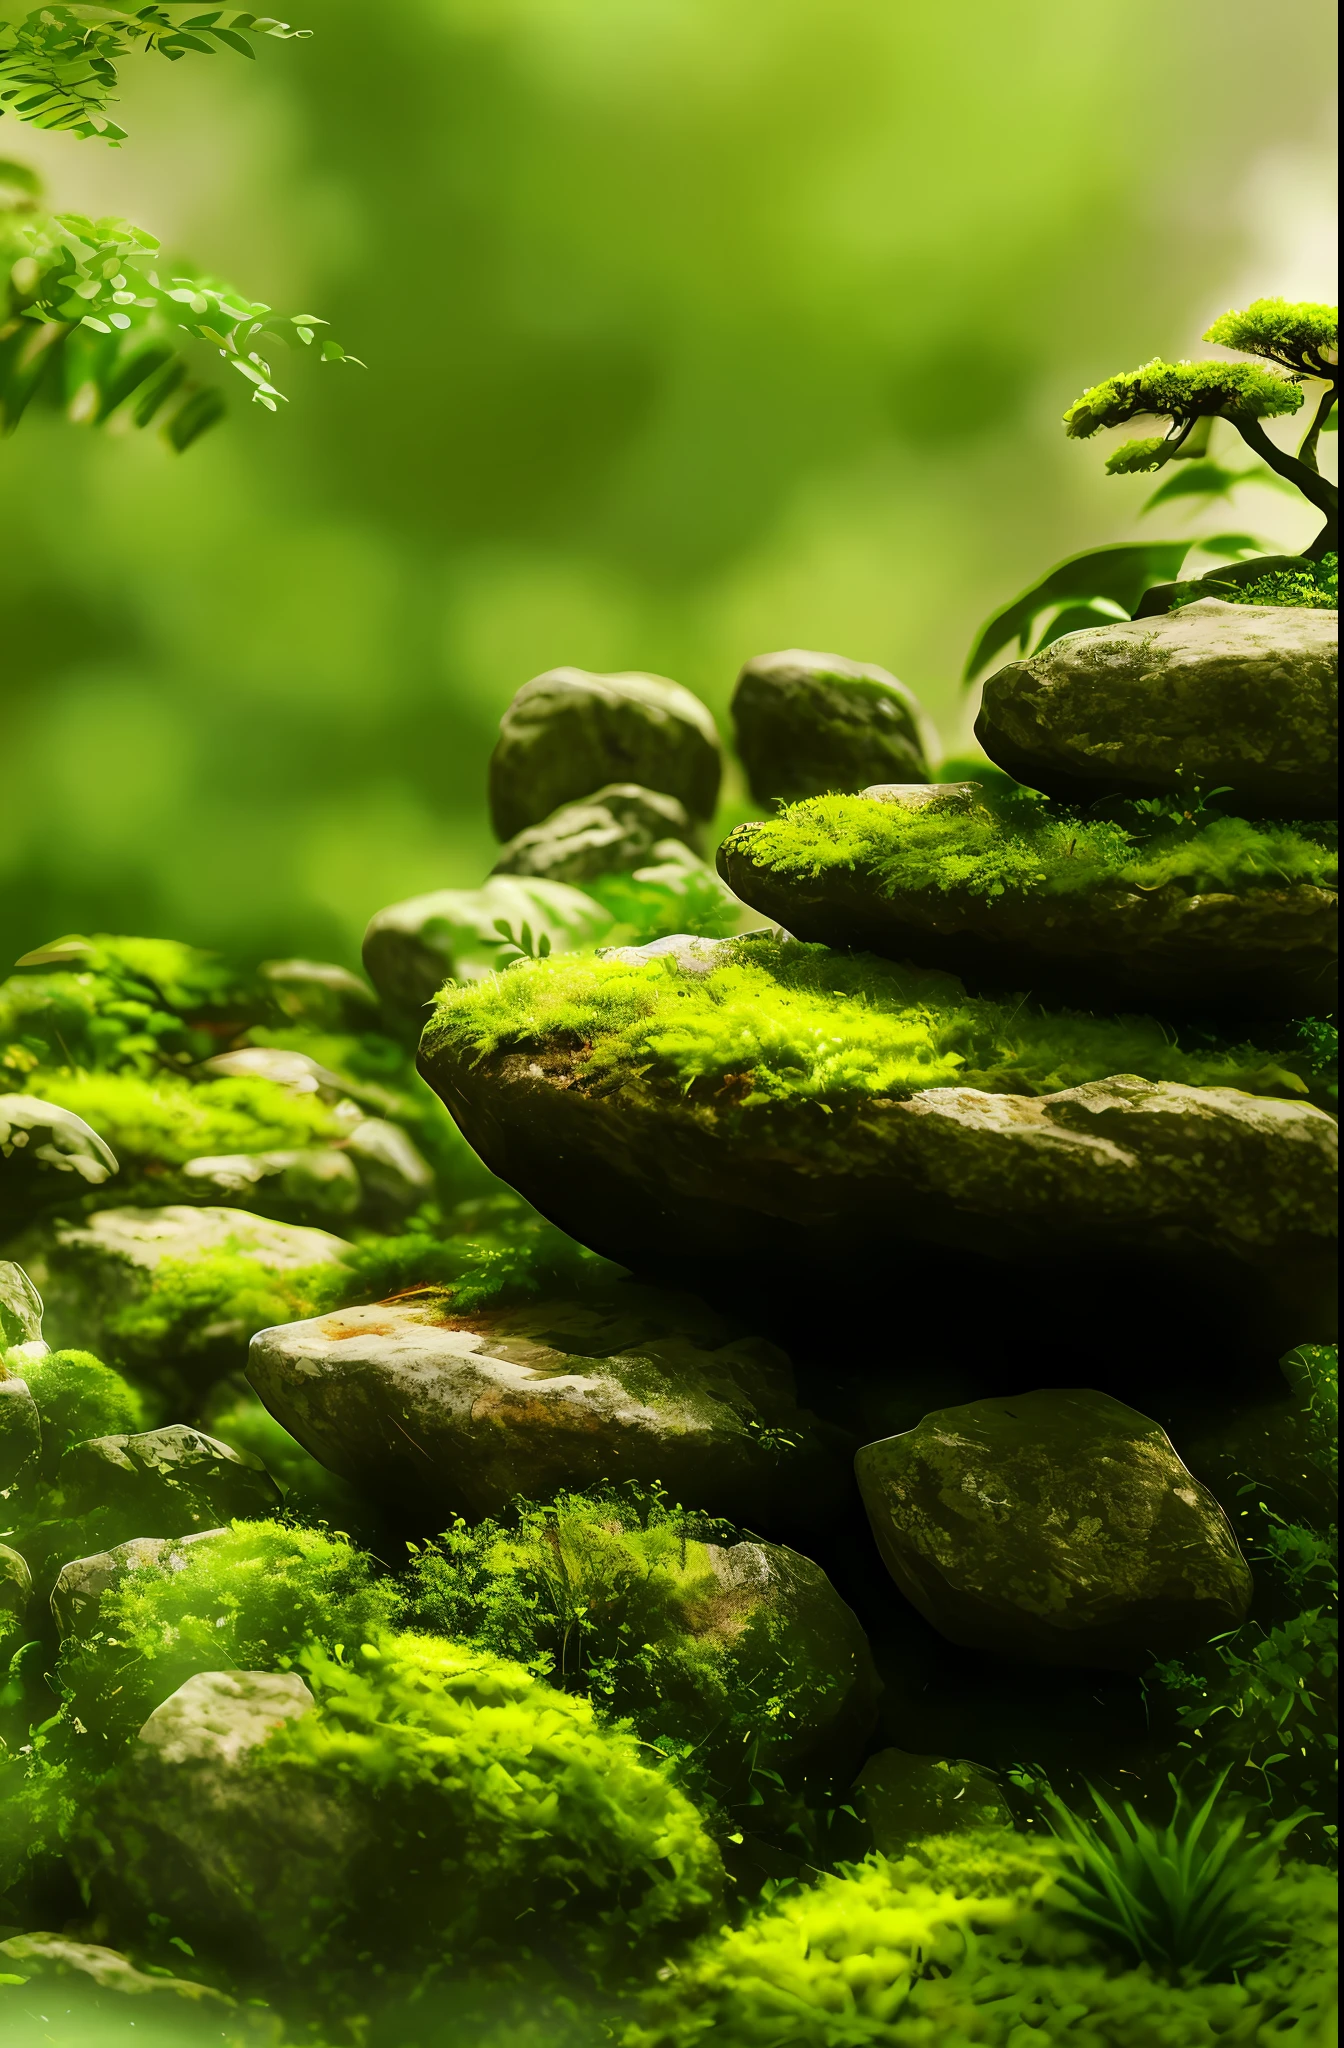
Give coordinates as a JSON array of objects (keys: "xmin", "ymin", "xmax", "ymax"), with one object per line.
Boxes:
[
  {"xmin": 1228, "ymin": 412, "xmax": 1338, "ymax": 539},
  {"xmin": 1295, "ymin": 382, "xmax": 1338, "ymax": 474}
]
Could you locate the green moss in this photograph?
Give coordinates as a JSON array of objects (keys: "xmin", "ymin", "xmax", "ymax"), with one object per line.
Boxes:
[
  {"xmin": 627, "ymin": 1832, "xmax": 1338, "ymax": 2047},
  {"xmin": 15, "ymin": 1349, "xmax": 144, "ymax": 1473},
  {"xmin": 53, "ymin": 1519, "xmax": 401, "ymax": 1755},
  {"xmin": 1220, "ymin": 553, "xmax": 1338, "ymax": 610},
  {"xmin": 98, "ymin": 1247, "xmax": 336, "ymax": 1385},
  {"xmin": 28, "ymin": 1067, "xmax": 341, "ymax": 1170},
  {"xmin": 426, "ymin": 938, "xmax": 1315, "ymax": 1109},
  {"xmin": 731, "ymin": 790, "xmax": 1337, "ymax": 907}
]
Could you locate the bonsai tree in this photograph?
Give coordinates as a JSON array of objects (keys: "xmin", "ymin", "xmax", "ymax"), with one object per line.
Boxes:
[
  {"xmin": 966, "ymin": 297, "xmax": 1337, "ymax": 677},
  {"xmin": 0, "ymin": 6, "xmax": 359, "ymax": 444}
]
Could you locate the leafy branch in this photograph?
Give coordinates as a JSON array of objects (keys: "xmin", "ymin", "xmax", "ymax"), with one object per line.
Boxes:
[{"xmin": 0, "ymin": 6, "xmax": 307, "ymax": 144}]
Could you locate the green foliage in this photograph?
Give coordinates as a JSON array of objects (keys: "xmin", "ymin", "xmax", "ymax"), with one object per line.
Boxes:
[
  {"xmin": 1042, "ymin": 1770, "xmax": 1312, "ymax": 1980},
  {"xmin": 1216, "ymin": 552, "xmax": 1338, "ymax": 609},
  {"xmin": 1141, "ymin": 457, "xmax": 1300, "ymax": 511},
  {"xmin": 399, "ymin": 1485, "xmax": 840, "ymax": 1815},
  {"xmin": 627, "ymin": 1831, "xmax": 1339, "ymax": 2047},
  {"xmin": 252, "ymin": 1631, "xmax": 722, "ymax": 1985},
  {"xmin": 585, "ymin": 845, "xmax": 745, "ymax": 945},
  {"xmin": 23, "ymin": 1064, "xmax": 342, "ymax": 1184},
  {"xmin": 1064, "ymin": 359, "xmax": 1303, "ymax": 455},
  {"xmin": 1204, "ymin": 299, "xmax": 1338, "ymax": 382},
  {"xmin": 962, "ymin": 541, "xmax": 1190, "ymax": 679},
  {"xmin": 0, "ymin": 7, "xmax": 309, "ymax": 144},
  {"xmin": 733, "ymin": 788, "xmax": 1337, "ymax": 907},
  {"xmin": 0, "ymin": 190, "xmax": 359, "ymax": 442},
  {"xmin": 14, "ymin": 1346, "xmax": 144, "ymax": 1469},
  {"xmin": 95, "ymin": 1244, "xmax": 335, "ymax": 1377},
  {"xmin": 1280, "ymin": 1345, "xmax": 1338, "ymax": 1485},
  {"xmin": 52, "ymin": 1517, "xmax": 400, "ymax": 1752},
  {"xmin": 427, "ymin": 936, "xmax": 1318, "ymax": 1111}
]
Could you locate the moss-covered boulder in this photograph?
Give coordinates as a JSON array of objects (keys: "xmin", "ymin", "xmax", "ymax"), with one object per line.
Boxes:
[
  {"xmin": 0, "ymin": 1371, "xmax": 41, "ymax": 1488},
  {"xmin": 83, "ymin": 1638, "xmax": 722, "ymax": 1989},
  {"xmin": 58, "ymin": 1425, "xmax": 281, "ymax": 1542},
  {"xmin": 488, "ymin": 666, "xmax": 722, "ymax": 842},
  {"xmin": 0, "ymin": 1541, "xmax": 32, "ymax": 1654},
  {"xmin": 491, "ymin": 782, "xmax": 698, "ymax": 880},
  {"xmin": 361, "ymin": 875, "xmax": 611, "ymax": 1026},
  {"xmin": 852, "ymin": 1748, "xmax": 1012, "ymax": 1854},
  {"xmin": 0, "ymin": 1094, "xmax": 118, "ymax": 1231},
  {"xmin": 18, "ymin": 1205, "xmax": 352, "ymax": 1402},
  {"xmin": 731, "ymin": 648, "xmax": 931, "ymax": 805},
  {"xmin": 856, "ymin": 1388, "xmax": 1253, "ymax": 1671},
  {"xmin": 719, "ymin": 787, "xmax": 1338, "ymax": 1018},
  {"xmin": 975, "ymin": 599, "xmax": 1338, "ymax": 817},
  {"xmin": 416, "ymin": 941, "xmax": 1337, "ymax": 1350},
  {"xmin": 50, "ymin": 1528, "xmax": 226, "ymax": 1640},
  {"xmin": 248, "ymin": 1282, "xmax": 837, "ymax": 1534}
]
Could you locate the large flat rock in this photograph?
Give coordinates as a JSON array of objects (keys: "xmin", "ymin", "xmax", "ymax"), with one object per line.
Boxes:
[
  {"xmin": 975, "ymin": 600, "xmax": 1337, "ymax": 817},
  {"xmin": 249, "ymin": 1284, "xmax": 839, "ymax": 1534}
]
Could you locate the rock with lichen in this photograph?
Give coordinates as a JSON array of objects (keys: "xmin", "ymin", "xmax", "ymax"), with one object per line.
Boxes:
[
  {"xmin": 248, "ymin": 1281, "xmax": 840, "ymax": 1536},
  {"xmin": 488, "ymin": 667, "xmax": 722, "ymax": 842},
  {"xmin": 731, "ymin": 648, "xmax": 931, "ymax": 806},
  {"xmin": 491, "ymin": 782, "xmax": 699, "ymax": 880},
  {"xmin": 855, "ymin": 1388, "xmax": 1254, "ymax": 1670},
  {"xmin": 975, "ymin": 599, "xmax": 1338, "ymax": 816}
]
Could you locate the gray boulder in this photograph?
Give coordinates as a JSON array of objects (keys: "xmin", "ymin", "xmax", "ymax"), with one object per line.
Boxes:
[
  {"xmin": 856, "ymin": 1388, "xmax": 1254, "ymax": 1671},
  {"xmin": 492, "ymin": 783, "xmax": 698, "ymax": 880},
  {"xmin": 732, "ymin": 648, "xmax": 931, "ymax": 806},
  {"xmin": 58, "ymin": 1425, "xmax": 281, "ymax": 1543},
  {"xmin": 975, "ymin": 600, "xmax": 1338, "ymax": 816},
  {"xmin": 852, "ymin": 1748, "xmax": 1012, "ymax": 1853},
  {"xmin": 0, "ymin": 1094, "xmax": 118, "ymax": 1231},
  {"xmin": 362, "ymin": 876, "xmax": 611, "ymax": 1026},
  {"xmin": 489, "ymin": 667, "xmax": 722, "ymax": 841},
  {"xmin": 718, "ymin": 797, "xmax": 1338, "ymax": 1019},
  {"xmin": 248, "ymin": 1284, "xmax": 837, "ymax": 1535},
  {"xmin": 51, "ymin": 1528, "xmax": 227, "ymax": 1640}
]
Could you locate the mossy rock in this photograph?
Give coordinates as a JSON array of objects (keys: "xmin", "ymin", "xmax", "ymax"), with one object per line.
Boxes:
[
  {"xmin": 361, "ymin": 875, "xmax": 612, "ymax": 1027},
  {"xmin": 852, "ymin": 1747, "xmax": 1012, "ymax": 1853},
  {"xmin": 491, "ymin": 782, "xmax": 699, "ymax": 880},
  {"xmin": 247, "ymin": 1282, "xmax": 840, "ymax": 1537},
  {"xmin": 488, "ymin": 667, "xmax": 722, "ymax": 841},
  {"xmin": 730, "ymin": 648, "xmax": 930, "ymax": 806},
  {"xmin": 416, "ymin": 940, "xmax": 1338, "ymax": 1356},
  {"xmin": 719, "ymin": 786, "xmax": 1338, "ymax": 1018},
  {"xmin": 975, "ymin": 599, "xmax": 1337, "ymax": 817},
  {"xmin": 58, "ymin": 1424, "xmax": 281, "ymax": 1543},
  {"xmin": 50, "ymin": 1528, "xmax": 227, "ymax": 1640},
  {"xmin": 0, "ymin": 1371, "xmax": 41, "ymax": 1489},
  {"xmin": 0, "ymin": 1094, "xmax": 119, "ymax": 1232},
  {"xmin": 856, "ymin": 1388, "xmax": 1253, "ymax": 1671}
]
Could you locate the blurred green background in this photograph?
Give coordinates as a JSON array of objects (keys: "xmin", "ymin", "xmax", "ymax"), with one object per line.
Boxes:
[{"xmin": 1, "ymin": 0, "xmax": 1337, "ymax": 971}]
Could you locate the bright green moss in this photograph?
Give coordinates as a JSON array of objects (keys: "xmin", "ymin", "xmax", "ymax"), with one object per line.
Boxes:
[
  {"xmin": 426, "ymin": 939, "xmax": 1315, "ymax": 1108},
  {"xmin": 97, "ymin": 1246, "xmax": 336, "ymax": 1388},
  {"xmin": 734, "ymin": 791, "xmax": 1337, "ymax": 906},
  {"xmin": 54, "ymin": 1519, "xmax": 401, "ymax": 1753},
  {"xmin": 627, "ymin": 1833, "xmax": 1338, "ymax": 2047},
  {"xmin": 0, "ymin": 935, "xmax": 259, "ymax": 1084},
  {"xmin": 15, "ymin": 1349, "xmax": 144, "ymax": 1473},
  {"xmin": 1222, "ymin": 554, "xmax": 1338, "ymax": 610}
]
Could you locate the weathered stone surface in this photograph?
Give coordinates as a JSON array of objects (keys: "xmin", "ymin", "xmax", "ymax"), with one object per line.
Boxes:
[
  {"xmin": 140, "ymin": 1667, "xmax": 317, "ymax": 1766},
  {"xmin": 732, "ymin": 648, "xmax": 931, "ymax": 806},
  {"xmin": 852, "ymin": 1747, "xmax": 1012, "ymax": 1853},
  {"xmin": 0, "ymin": 1372, "xmax": 41, "ymax": 1489},
  {"xmin": 182, "ymin": 1146, "xmax": 362, "ymax": 1220},
  {"xmin": 248, "ymin": 1284, "xmax": 838, "ymax": 1534},
  {"xmin": 976, "ymin": 600, "xmax": 1338, "ymax": 817},
  {"xmin": 51, "ymin": 1528, "xmax": 227, "ymax": 1640},
  {"xmin": 489, "ymin": 667, "xmax": 722, "ymax": 841},
  {"xmin": 419, "ymin": 983, "xmax": 1338, "ymax": 1350},
  {"xmin": 342, "ymin": 1117, "xmax": 435, "ymax": 1214},
  {"xmin": 492, "ymin": 782, "xmax": 698, "ymax": 880},
  {"xmin": 195, "ymin": 1045, "xmax": 353, "ymax": 1097},
  {"xmin": 856, "ymin": 1389, "xmax": 1254, "ymax": 1671},
  {"xmin": 58, "ymin": 1425, "xmax": 281, "ymax": 1542},
  {"xmin": 362, "ymin": 876, "xmax": 611, "ymax": 1025},
  {"xmin": 0, "ymin": 1093, "xmax": 118, "ymax": 1231},
  {"xmin": 719, "ymin": 807, "xmax": 1338, "ymax": 1019},
  {"xmin": 21, "ymin": 1204, "xmax": 352, "ymax": 1365},
  {"xmin": 696, "ymin": 1538, "xmax": 878, "ymax": 1779}
]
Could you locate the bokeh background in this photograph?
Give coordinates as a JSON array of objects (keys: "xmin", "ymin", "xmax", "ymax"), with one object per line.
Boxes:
[{"xmin": 1, "ymin": 0, "xmax": 1337, "ymax": 971}]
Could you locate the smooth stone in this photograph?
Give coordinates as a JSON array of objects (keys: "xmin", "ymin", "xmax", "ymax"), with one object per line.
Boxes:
[
  {"xmin": 248, "ymin": 1284, "xmax": 837, "ymax": 1535},
  {"xmin": 361, "ymin": 876, "xmax": 611, "ymax": 1026},
  {"xmin": 419, "ymin": 1000, "xmax": 1338, "ymax": 1354},
  {"xmin": 138, "ymin": 1667, "xmax": 316, "ymax": 1767},
  {"xmin": 20, "ymin": 1205, "xmax": 352, "ymax": 1364},
  {"xmin": 58, "ymin": 1425, "xmax": 282, "ymax": 1541},
  {"xmin": 488, "ymin": 667, "xmax": 722, "ymax": 841},
  {"xmin": 856, "ymin": 1388, "xmax": 1253, "ymax": 1671},
  {"xmin": 0, "ymin": 1258, "xmax": 44, "ymax": 1348},
  {"xmin": 0, "ymin": 1094, "xmax": 118, "ymax": 1230},
  {"xmin": 0, "ymin": 1373, "xmax": 41, "ymax": 1489},
  {"xmin": 975, "ymin": 600, "xmax": 1338, "ymax": 817},
  {"xmin": 491, "ymin": 782, "xmax": 698, "ymax": 880},
  {"xmin": 732, "ymin": 649, "xmax": 931, "ymax": 806},
  {"xmin": 341, "ymin": 1117, "xmax": 435, "ymax": 1214},
  {"xmin": 50, "ymin": 1529, "xmax": 227, "ymax": 1640},
  {"xmin": 194, "ymin": 1046, "xmax": 352, "ymax": 1096},
  {"xmin": 852, "ymin": 1747, "xmax": 1012, "ymax": 1853},
  {"xmin": 718, "ymin": 814, "xmax": 1338, "ymax": 1020},
  {"xmin": 259, "ymin": 957, "xmax": 381, "ymax": 1030},
  {"xmin": 182, "ymin": 1146, "xmax": 362, "ymax": 1220},
  {"xmin": 0, "ymin": 1540, "xmax": 32, "ymax": 1628}
]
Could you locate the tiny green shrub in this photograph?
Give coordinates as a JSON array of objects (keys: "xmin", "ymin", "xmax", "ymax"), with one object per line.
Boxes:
[
  {"xmin": 731, "ymin": 791, "xmax": 1337, "ymax": 905},
  {"xmin": 54, "ymin": 1519, "xmax": 401, "ymax": 1754},
  {"xmin": 1220, "ymin": 552, "xmax": 1338, "ymax": 610},
  {"xmin": 14, "ymin": 1348, "xmax": 144, "ymax": 1473},
  {"xmin": 427, "ymin": 938, "xmax": 1316, "ymax": 1108}
]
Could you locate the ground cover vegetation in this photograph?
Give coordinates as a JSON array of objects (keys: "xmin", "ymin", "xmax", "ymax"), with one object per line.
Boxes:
[{"xmin": 0, "ymin": 25, "xmax": 1337, "ymax": 2041}]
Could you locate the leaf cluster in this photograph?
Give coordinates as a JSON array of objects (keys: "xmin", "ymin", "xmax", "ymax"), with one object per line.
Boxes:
[
  {"xmin": 1205, "ymin": 298, "xmax": 1338, "ymax": 383},
  {"xmin": 1065, "ymin": 360, "xmax": 1303, "ymax": 470}
]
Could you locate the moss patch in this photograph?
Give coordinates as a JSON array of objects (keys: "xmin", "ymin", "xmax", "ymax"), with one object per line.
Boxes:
[
  {"xmin": 730, "ymin": 790, "xmax": 1337, "ymax": 908},
  {"xmin": 425, "ymin": 938, "xmax": 1316, "ymax": 1108}
]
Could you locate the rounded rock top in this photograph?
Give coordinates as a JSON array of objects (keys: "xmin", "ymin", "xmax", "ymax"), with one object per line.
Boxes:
[{"xmin": 731, "ymin": 648, "xmax": 933, "ymax": 805}]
